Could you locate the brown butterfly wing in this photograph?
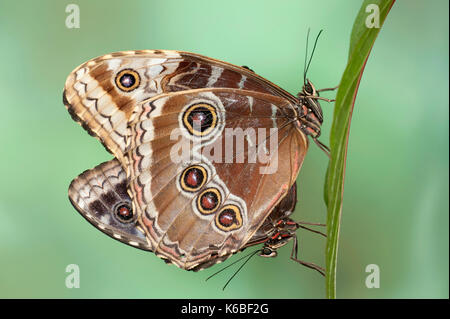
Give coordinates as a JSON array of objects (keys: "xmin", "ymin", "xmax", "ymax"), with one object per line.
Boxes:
[
  {"xmin": 243, "ymin": 182, "xmax": 298, "ymax": 248},
  {"xmin": 190, "ymin": 182, "xmax": 298, "ymax": 271},
  {"xmin": 125, "ymin": 88, "xmax": 307, "ymax": 270},
  {"xmin": 68, "ymin": 159, "xmax": 150, "ymax": 250},
  {"xmin": 63, "ymin": 50, "xmax": 298, "ymax": 162},
  {"xmin": 68, "ymin": 158, "xmax": 297, "ymax": 270}
]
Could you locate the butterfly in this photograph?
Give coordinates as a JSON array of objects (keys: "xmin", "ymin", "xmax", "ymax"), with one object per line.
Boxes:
[{"xmin": 64, "ymin": 50, "xmax": 333, "ymax": 272}]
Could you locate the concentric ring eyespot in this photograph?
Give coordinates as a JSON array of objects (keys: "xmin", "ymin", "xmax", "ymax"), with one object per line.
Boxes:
[
  {"xmin": 115, "ymin": 69, "xmax": 140, "ymax": 92},
  {"xmin": 197, "ymin": 188, "xmax": 221, "ymax": 215},
  {"xmin": 113, "ymin": 202, "xmax": 135, "ymax": 223},
  {"xmin": 179, "ymin": 165, "xmax": 207, "ymax": 192},
  {"xmin": 182, "ymin": 103, "xmax": 218, "ymax": 136},
  {"xmin": 215, "ymin": 205, "xmax": 243, "ymax": 232}
]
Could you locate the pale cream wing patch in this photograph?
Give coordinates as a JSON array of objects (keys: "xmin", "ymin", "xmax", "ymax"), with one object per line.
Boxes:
[{"xmin": 63, "ymin": 50, "xmax": 184, "ymax": 163}]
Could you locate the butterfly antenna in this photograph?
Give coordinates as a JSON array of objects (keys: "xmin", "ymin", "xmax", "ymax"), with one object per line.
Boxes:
[
  {"xmin": 205, "ymin": 249, "xmax": 260, "ymax": 282},
  {"xmin": 303, "ymin": 28, "xmax": 311, "ymax": 85},
  {"xmin": 222, "ymin": 249, "xmax": 261, "ymax": 290},
  {"xmin": 304, "ymin": 29, "xmax": 323, "ymax": 81}
]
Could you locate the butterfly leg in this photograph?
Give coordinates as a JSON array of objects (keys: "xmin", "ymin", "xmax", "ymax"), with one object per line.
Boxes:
[
  {"xmin": 297, "ymin": 224, "xmax": 327, "ymax": 237},
  {"xmin": 290, "ymin": 235, "xmax": 325, "ymax": 276},
  {"xmin": 311, "ymin": 96, "xmax": 336, "ymax": 103},
  {"xmin": 313, "ymin": 138, "xmax": 331, "ymax": 158},
  {"xmin": 316, "ymin": 85, "xmax": 339, "ymax": 92}
]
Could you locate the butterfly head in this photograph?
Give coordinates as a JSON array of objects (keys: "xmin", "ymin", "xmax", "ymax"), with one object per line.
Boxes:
[{"xmin": 296, "ymin": 79, "xmax": 323, "ymax": 138}]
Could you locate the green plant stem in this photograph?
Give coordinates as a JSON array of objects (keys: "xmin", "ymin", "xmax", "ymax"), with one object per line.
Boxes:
[{"xmin": 324, "ymin": 0, "xmax": 395, "ymax": 299}]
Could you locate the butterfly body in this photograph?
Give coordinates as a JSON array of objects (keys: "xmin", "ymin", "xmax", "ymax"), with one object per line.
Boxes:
[{"xmin": 64, "ymin": 50, "xmax": 325, "ymax": 271}]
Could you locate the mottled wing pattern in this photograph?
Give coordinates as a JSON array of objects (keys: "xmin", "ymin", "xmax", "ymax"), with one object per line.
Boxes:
[
  {"xmin": 63, "ymin": 50, "xmax": 183, "ymax": 162},
  {"xmin": 125, "ymin": 88, "xmax": 307, "ymax": 270},
  {"xmin": 63, "ymin": 50, "xmax": 298, "ymax": 163},
  {"xmin": 68, "ymin": 159, "xmax": 151, "ymax": 250}
]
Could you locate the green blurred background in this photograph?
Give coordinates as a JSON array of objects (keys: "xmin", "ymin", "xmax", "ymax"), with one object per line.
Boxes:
[{"xmin": 0, "ymin": 0, "xmax": 448, "ymax": 298}]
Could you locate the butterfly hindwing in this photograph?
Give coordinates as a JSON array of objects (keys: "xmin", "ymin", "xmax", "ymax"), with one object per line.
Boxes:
[
  {"xmin": 69, "ymin": 158, "xmax": 298, "ymax": 269},
  {"xmin": 244, "ymin": 182, "xmax": 297, "ymax": 248},
  {"xmin": 68, "ymin": 159, "xmax": 150, "ymax": 250},
  {"xmin": 125, "ymin": 88, "xmax": 308, "ymax": 270}
]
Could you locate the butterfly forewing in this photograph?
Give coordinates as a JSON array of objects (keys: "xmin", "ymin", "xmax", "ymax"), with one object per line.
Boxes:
[{"xmin": 63, "ymin": 50, "xmax": 299, "ymax": 163}]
